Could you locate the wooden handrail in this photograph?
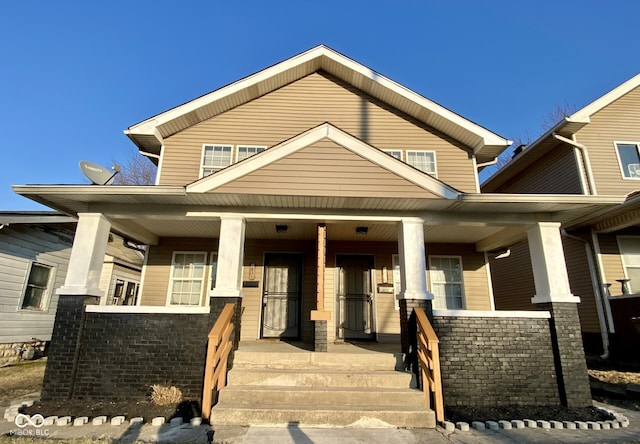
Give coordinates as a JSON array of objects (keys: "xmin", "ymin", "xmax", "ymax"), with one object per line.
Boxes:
[
  {"xmin": 414, "ymin": 307, "xmax": 444, "ymax": 423},
  {"xmin": 202, "ymin": 303, "xmax": 235, "ymax": 422}
]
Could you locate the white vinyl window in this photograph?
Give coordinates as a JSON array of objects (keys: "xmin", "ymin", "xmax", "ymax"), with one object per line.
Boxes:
[
  {"xmin": 383, "ymin": 150, "xmax": 403, "ymax": 161},
  {"xmin": 168, "ymin": 252, "xmax": 207, "ymax": 305},
  {"xmin": 615, "ymin": 142, "xmax": 640, "ymax": 179},
  {"xmin": 429, "ymin": 256, "xmax": 465, "ymax": 309},
  {"xmin": 236, "ymin": 146, "xmax": 266, "ymax": 162},
  {"xmin": 21, "ymin": 262, "xmax": 55, "ymax": 311},
  {"xmin": 201, "ymin": 144, "xmax": 233, "ymax": 177},
  {"xmin": 618, "ymin": 236, "xmax": 640, "ymax": 294},
  {"xmin": 406, "ymin": 150, "xmax": 437, "ymax": 176}
]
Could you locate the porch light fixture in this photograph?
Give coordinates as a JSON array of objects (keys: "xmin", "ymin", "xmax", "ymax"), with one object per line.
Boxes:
[
  {"xmin": 275, "ymin": 224, "xmax": 288, "ymax": 234},
  {"xmin": 355, "ymin": 226, "xmax": 368, "ymax": 236}
]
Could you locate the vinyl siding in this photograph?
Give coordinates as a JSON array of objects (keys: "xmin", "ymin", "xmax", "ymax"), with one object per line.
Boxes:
[
  {"xmin": 596, "ymin": 233, "xmax": 626, "ymax": 297},
  {"xmin": 493, "ymin": 143, "xmax": 583, "ymax": 194},
  {"xmin": 491, "ymin": 243, "xmax": 536, "ymax": 311},
  {"xmin": 212, "ymin": 139, "xmax": 441, "ymax": 198},
  {"xmin": 563, "ymin": 236, "xmax": 600, "ymax": 333},
  {"xmin": 576, "ymin": 86, "xmax": 640, "ymax": 195},
  {"xmin": 0, "ymin": 224, "xmax": 74, "ymax": 343},
  {"xmin": 160, "ymin": 72, "xmax": 477, "ymax": 192}
]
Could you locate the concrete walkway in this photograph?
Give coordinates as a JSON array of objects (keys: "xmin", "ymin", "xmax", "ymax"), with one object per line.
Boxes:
[{"xmin": 2, "ymin": 401, "xmax": 639, "ymax": 443}]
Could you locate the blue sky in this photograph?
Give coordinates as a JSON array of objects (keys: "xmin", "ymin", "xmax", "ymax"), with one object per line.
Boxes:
[{"xmin": 1, "ymin": 1, "xmax": 639, "ymax": 210}]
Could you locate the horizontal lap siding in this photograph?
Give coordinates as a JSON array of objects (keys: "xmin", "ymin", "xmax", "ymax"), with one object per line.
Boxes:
[
  {"xmin": 160, "ymin": 72, "xmax": 476, "ymax": 192},
  {"xmin": 563, "ymin": 237, "xmax": 600, "ymax": 333},
  {"xmin": 495, "ymin": 144, "xmax": 583, "ymax": 194},
  {"xmin": 214, "ymin": 141, "xmax": 436, "ymax": 198},
  {"xmin": 140, "ymin": 237, "xmax": 219, "ymax": 306},
  {"xmin": 491, "ymin": 243, "xmax": 536, "ymax": 311},
  {"xmin": 597, "ymin": 233, "xmax": 625, "ymax": 296},
  {"xmin": 0, "ymin": 224, "xmax": 74, "ymax": 343},
  {"xmin": 576, "ymin": 87, "xmax": 640, "ymax": 195}
]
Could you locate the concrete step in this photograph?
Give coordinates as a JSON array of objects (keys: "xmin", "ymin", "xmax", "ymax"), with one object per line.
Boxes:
[
  {"xmin": 233, "ymin": 349, "xmax": 404, "ymax": 371},
  {"xmin": 210, "ymin": 403, "xmax": 435, "ymax": 428},
  {"xmin": 227, "ymin": 368, "xmax": 415, "ymax": 389},
  {"xmin": 218, "ymin": 385, "xmax": 426, "ymax": 407}
]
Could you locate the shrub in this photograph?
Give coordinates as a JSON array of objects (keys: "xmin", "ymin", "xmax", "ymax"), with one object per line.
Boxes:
[{"xmin": 150, "ymin": 384, "xmax": 183, "ymax": 405}]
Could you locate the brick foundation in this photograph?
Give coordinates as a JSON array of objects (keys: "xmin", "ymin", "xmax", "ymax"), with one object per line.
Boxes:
[{"xmin": 433, "ymin": 315, "xmax": 560, "ymax": 407}]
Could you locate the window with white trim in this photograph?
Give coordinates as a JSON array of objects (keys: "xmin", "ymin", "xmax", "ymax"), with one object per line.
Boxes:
[
  {"xmin": 236, "ymin": 146, "xmax": 266, "ymax": 162},
  {"xmin": 168, "ymin": 252, "xmax": 207, "ymax": 305},
  {"xmin": 21, "ymin": 262, "xmax": 54, "ymax": 311},
  {"xmin": 615, "ymin": 142, "xmax": 640, "ymax": 179},
  {"xmin": 406, "ymin": 150, "xmax": 437, "ymax": 176},
  {"xmin": 383, "ymin": 150, "xmax": 403, "ymax": 161},
  {"xmin": 201, "ymin": 144, "xmax": 233, "ymax": 177},
  {"xmin": 429, "ymin": 255, "xmax": 464, "ymax": 309},
  {"xmin": 618, "ymin": 236, "xmax": 640, "ymax": 294}
]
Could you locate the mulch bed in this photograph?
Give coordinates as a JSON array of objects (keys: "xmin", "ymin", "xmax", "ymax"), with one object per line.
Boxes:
[
  {"xmin": 23, "ymin": 399, "xmax": 201, "ymax": 422},
  {"xmin": 445, "ymin": 404, "xmax": 613, "ymax": 424}
]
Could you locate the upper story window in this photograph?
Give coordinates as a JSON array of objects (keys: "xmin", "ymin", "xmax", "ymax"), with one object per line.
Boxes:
[
  {"xmin": 21, "ymin": 262, "xmax": 55, "ymax": 311},
  {"xmin": 237, "ymin": 146, "xmax": 266, "ymax": 162},
  {"xmin": 201, "ymin": 145, "xmax": 233, "ymax": 177},
  {"xmin": 615, "ymin": 142, "xmax": 640, "ymax": 179},
  {"xmin": 201, "ymin": 144, "xmax": 266, "ymax": 178},
  {"xmin": 406, "ymin": 150, "xmax": 437, "ymax": 176},
  {"xmin": 383, "ymin": 150, "xmax": 403, "ymax": 161}
]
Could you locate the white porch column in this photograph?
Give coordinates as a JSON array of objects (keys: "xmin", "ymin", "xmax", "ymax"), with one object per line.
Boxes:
[
  {"xmin": 210, "ymin": 215, "xmax": 245, "ymax": 298},
  {"xmin": 57, "ymin": 213, "xmax": 111, "ymax": 296},
  {"xmin": 397, "ymin": 218, "xmax": 433, "ymax": 301},
  {"xmin": 527, "ymin": 222, "xmax": 580, "ymax": 304}
]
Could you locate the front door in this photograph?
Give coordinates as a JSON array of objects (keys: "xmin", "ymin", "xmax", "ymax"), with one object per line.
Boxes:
[
  {"xmin": 261, "ymin": 253, "xmax": 302, "ymax": 339},
  {"xmin": 336, "ymin": 255, "xmax": 375, "ymax": 340}
]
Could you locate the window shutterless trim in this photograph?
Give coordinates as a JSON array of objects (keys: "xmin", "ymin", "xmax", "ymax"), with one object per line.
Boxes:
[
  {"xmin": 200, "ymin": 144, "xmax": 233, "ymax": 178},
  {"xmin": 166, "ymin": 251, "xmax": 208, "ymax": 306},
  {"xmin": 236, "ymin": 145, "xmax": 267, "ymax": 163},
  {"xmin": 406, "ymin": 150, "xmax": 438, "ymax": 177},
  {"xmin": 18, "ymin": 261, "xmax": 56, "ymax": 312},
  {"xmin": 613, "ymin": 141, "xmax": 640, "ymax": 180},
  {"xmin": 428, "ymin": 255, "xmax": 465, "ymax": 309}
]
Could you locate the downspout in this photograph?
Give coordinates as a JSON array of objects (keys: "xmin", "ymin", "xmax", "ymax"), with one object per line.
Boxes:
[
  {"xmin": 552, "ymin": 134, "xmax": 597, "ymax": 195},
  {"xmin": 561, "ymin": 229, "xmax": 610, "ymax": 358}
]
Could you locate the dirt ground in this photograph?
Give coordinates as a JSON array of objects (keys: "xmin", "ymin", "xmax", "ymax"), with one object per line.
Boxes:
[{"xmin": 0, "ymin": 360, "xmax": 45, "ymax": 406}]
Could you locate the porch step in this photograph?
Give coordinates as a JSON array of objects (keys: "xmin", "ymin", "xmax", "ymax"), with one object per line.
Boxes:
[
  {"xmin": 227, "ymin": 368, "xmax": 414, "ymax": 389},
  {"xmin": 211, "ymin": 348, "xmax": 435, "ymax": 428},
  {"xmin": 233, "ymin": 349, "xmax": 404, "ymax": 371},
  {"xmin": 218, "ymin": 385, "xmax": 426, "ymax": 407},
  {"xmin": 211, "ymin": 403, "xmax": 435, "ymax": 428}
]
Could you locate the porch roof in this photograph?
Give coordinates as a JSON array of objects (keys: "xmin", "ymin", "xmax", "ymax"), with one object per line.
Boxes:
[{"xmin": 12, "ymin": 184, "xmax": 624, "ymax": 249}]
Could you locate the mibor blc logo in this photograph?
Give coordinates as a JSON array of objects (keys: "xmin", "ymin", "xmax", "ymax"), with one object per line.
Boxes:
[{"xmin": 11, "ymin": 414, "xmax": 49, "ymax": 436}]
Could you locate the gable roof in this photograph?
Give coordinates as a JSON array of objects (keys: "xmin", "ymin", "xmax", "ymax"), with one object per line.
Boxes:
[
  {"xmin": 126, "ymin": 45, "xmax": 510, "ymax": 164},
  {"xmin": 186, "ymin": 123, "xmax": 461, "ymax": 199},
  {"xmin": 483, "ymin": 72, "xmax": 640, "ymax": 191}
]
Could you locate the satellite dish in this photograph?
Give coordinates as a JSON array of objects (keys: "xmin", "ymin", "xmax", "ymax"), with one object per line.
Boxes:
[{"xmin": 79, "ymin": 161, "xmax": 121, "ymax": 185}]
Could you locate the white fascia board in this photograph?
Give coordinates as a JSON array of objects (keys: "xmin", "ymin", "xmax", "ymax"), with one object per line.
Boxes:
[
  {"xmin": 570, "ymin": 72, "xmax": 640, "ymax": 122},
  {"xmin": 86, "ymin": 305, "xmax": 209, "ymax": 314},
  {"xmin": 433, "ymin": 309, "xmax": 551, "ymax": 319},
  {"xmin": 12, "ymin": 185, "xmax": 186, "ymax": 196},
  {"xmin": 126, "ymin": 45, "xmax": 509, "ymax": 151},
  {"xmin": 187, "ymin": 123, "xmax": 460, "ymax": 199}
]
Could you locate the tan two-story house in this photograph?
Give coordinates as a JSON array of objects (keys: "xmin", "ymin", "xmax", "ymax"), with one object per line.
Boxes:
[{"xmin": 483, "ymin": 73, "xmax": 640, "ymax": 360}]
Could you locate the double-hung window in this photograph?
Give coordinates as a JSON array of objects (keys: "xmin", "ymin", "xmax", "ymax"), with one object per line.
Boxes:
[
  {"xmin": 406, "ymin": 150, "xmax": 437, "ymax": 176},
  {"xmin": 21, "ymin": 262, "xmax": 54, "ymax": 311},
  {"xmin": 615, "ymin": 142, "xmax": 640, "ymax": 179},
  {"xmin": 237, "ymin": 146, "xmax": 266, "ymax": 162},
  {"xmin": 618, "ymin": 236, "xmax": 640, "ymax": 294},
  {"xmin": 168, "ymin": 252, "xmax": 207, "ymax": 305},
  {"xmin": 383, "ymin": 150, "xmax": 403, "ymax": 161},
  {"xmin": 429, "ymin": 256, "xmax": 464, "ymax": 309},
  {"xmin": 201, "ymin": 145, "xmax": 233, "ymax": 177}
]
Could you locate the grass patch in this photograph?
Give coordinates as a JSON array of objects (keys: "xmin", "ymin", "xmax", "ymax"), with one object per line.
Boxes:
[{"xmin": 0, "ymin": 360, "xmax": 45, "ymax": 405}]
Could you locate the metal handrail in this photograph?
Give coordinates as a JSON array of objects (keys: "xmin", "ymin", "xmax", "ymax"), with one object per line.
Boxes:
[
  {"xmin": 415, "ymin": 307, "xmax": 444, "ymax": 422},
  {"xmin": 202, "ymin": 303, "xmax": 235, "ymax": 422}
]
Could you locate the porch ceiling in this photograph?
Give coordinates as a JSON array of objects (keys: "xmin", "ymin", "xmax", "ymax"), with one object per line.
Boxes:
[{"xmin": 12, "ymin": 185, "xmax": 624, "ymax": 249}]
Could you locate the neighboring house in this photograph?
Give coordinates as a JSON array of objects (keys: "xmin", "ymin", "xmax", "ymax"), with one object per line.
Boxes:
[
  {"xmin": 483, "ymin": 73, "xmax": 640, "ymax": 361},
  {"xmin": 11, "ymin": 46, "xmax": 625, "ymax": 414},
  {"xmin": 0, "ymin": 211, "xmax": 142, "ymax": 366}
]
